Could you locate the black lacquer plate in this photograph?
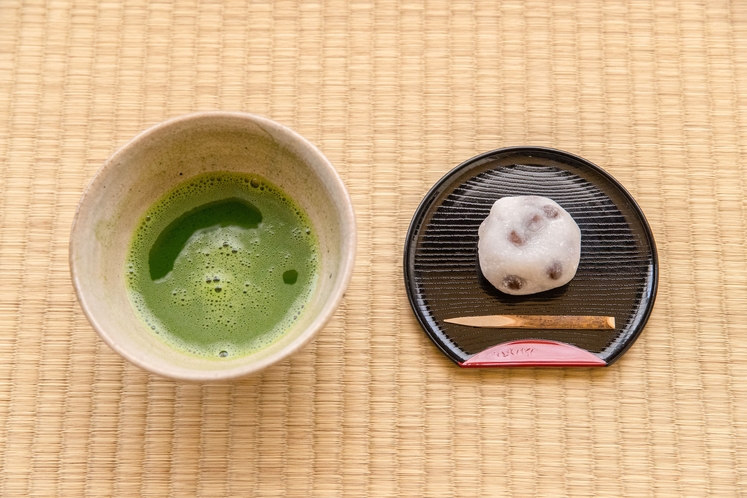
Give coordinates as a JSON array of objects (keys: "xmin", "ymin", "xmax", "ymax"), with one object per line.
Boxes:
[{"xmin": 403, "ymin": 147, "xmax": 658, "ymax": 367}]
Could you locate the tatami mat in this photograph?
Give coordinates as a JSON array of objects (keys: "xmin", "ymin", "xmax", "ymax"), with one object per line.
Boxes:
[{"xmin": 1, "ymin": 0, "xmax": 747, "ymax": 496}]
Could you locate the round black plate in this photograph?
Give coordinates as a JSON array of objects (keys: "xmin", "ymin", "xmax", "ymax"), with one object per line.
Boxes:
[{"xmin": 403, "ymin": 147, "xmax": 658, "ymax": 366}]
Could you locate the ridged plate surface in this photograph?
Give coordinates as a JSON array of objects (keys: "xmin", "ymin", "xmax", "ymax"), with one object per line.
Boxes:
[{"xmin": 404, "ymin": 147, "xmax": 658, "ymax": 366}]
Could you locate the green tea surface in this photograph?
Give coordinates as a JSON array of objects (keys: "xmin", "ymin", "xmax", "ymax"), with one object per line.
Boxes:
[{"xmin": 126, "ymin": 172, "xmax": 319, "ymax": 359}]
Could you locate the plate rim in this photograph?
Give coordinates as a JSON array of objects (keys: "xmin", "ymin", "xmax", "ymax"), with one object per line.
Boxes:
[{"xmin": 403, "ymin": 146, "xmax": 659, "ymax": 367}]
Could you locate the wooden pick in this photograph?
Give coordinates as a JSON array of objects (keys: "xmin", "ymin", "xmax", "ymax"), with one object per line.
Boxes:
[{"xmin": 443, "ymin": 315, "xmax": 615, "ymax": 330}]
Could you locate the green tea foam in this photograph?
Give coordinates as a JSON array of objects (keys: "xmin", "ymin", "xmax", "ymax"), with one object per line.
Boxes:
[{"xmin": 125, "ymin": 172, "xmax": 319, "ymax": 359}]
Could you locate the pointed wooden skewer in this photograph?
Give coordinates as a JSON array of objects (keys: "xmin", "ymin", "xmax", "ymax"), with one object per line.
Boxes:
[{"xmin": 443, "ymin": 315, "xmax": 615, "ymax": 330}]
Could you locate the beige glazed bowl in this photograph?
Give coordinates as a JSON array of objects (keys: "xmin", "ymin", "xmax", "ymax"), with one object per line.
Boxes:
[{"xmin": 70, "ymin": 112, "xmax": 356, "ymax": 381}]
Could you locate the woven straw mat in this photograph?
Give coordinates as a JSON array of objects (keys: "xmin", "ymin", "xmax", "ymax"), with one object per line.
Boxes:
[{"xmin": 1, "ymin": 0, "xmax": 747, "ymax": 496}]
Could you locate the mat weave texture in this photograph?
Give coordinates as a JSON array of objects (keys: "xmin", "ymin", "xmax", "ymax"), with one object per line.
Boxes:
[{"xmin": 2, "ymin": 0, "xmax": 747, "ymax": 496}]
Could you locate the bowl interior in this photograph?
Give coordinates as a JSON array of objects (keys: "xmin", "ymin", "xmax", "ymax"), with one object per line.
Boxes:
[{"xmin": 71, "ymin": 113, "xmax": 355, "ymax": 380}]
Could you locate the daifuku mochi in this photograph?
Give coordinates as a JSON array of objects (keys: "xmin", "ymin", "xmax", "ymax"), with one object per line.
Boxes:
[{"xmin": 477, "ymin": 196, "xmax": 581, "ymax": 295}]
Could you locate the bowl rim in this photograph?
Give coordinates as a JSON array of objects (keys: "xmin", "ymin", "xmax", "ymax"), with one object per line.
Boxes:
[{"xmin": 69, "ymin": 111, "xmax": 357, "ymax": 381}]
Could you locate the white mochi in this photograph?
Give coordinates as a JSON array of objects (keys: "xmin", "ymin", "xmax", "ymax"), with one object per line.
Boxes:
[{"xmin": 478, "ymin": 196, "xmax": 581, "ymax": 295}]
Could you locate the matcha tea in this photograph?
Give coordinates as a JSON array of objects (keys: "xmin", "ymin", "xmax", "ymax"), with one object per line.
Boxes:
[{"xmin": 126, "ymin": 172, "xmax": 319, "ymax": 359}]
